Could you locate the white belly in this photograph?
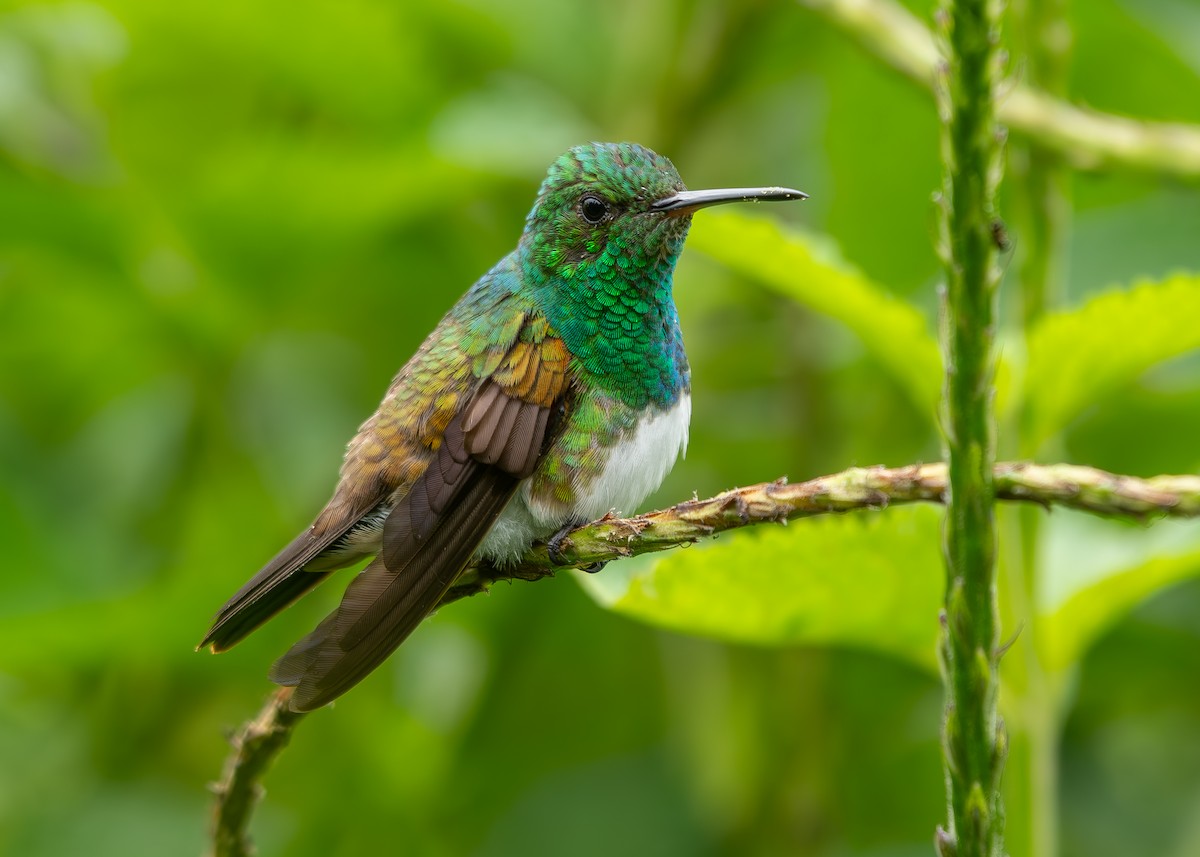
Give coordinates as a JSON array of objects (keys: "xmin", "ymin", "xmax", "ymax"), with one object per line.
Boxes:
[{"xmin": 479, "ymin": 394, "xmax": 691, "ymax": 562}]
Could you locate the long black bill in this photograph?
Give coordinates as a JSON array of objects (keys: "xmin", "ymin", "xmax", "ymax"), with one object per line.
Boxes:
[{"xmin": 650, "ymin": 186, "xmax": 808, "ymax": 215}]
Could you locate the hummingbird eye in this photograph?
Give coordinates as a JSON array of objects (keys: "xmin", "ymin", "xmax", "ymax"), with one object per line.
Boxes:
[{"xmin": 579, "ymin": 195, "xmax": 609, "ymax": 225}]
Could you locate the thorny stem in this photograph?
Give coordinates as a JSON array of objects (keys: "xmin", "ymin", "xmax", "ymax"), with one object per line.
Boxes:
[
  {"xmin": 448, "ymin": 462, "xmax": 1200, "ymax": 599},
  {"xmin": 934, "ymin": 0, "xmax": 1006, "ymax": 852}
]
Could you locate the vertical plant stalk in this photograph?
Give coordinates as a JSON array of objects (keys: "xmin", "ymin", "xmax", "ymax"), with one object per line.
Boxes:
[{"xmin": 935, "ymin": 0, "xmax": 1006, "ymax": 854}]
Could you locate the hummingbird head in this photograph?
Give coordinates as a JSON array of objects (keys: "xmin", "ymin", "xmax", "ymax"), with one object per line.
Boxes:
[
  {"xmin": 521, "ymin": 142, "xmax": 805, "ymax": 287},
  {"xmin": 521, "ymin": 142, "xmax": 690, "ymax": 284},
  {"xmin": 518, "ymin": 142, "xmax": 804, "ymax": 406}
]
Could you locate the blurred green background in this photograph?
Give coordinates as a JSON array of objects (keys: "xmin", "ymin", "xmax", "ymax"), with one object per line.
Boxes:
[{"xmin": 1, "ymin": 0, "xmax": 1199, "ymax": 855}]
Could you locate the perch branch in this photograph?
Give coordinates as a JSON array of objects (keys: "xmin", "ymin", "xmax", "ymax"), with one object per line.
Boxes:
[
  {"xmin": 443, "ymin": 462, "xmax": 1200, "ymax": 600},
  {"xmin": 208, "ymin": 462, "xmax": 1200, "ymax": 855},
  {"xmin": 208, "ymin": 688, "xmax": 305, "ymax": 857},
  {"xmin": 798, "ymin": 0, "xmax": 1200, "ymax": 181}
]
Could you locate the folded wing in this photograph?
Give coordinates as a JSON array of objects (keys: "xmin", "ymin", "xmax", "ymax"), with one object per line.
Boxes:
[{"xmin": 270, "ymin": 327, "xmax": 571, "ymax": 711}]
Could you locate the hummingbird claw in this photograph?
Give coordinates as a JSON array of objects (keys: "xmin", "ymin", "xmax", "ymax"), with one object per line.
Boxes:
[
  {"xmin": 547, "ymin": 518, "xmax": 587, "ymax": 565},
  {"xmin": 578, "ymin": 561, "xmax": 608, "ymax": 574}
]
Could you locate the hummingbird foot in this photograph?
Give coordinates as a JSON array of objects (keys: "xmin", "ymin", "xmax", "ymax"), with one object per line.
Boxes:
[
  {"xmin": 546, "ymin": 520, "xmax": 608, "ymax": 574},
  {"xmin": 547, "ymin": 518, "xmax": 587, "ymax": 566}
]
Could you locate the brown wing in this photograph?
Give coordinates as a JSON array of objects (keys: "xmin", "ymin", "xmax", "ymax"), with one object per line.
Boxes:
[
  {"xmin": 201, "ymin": 296, "xmax": 510, "ymax": 655},
  {"xmin": 269, "ymin": 329, "xmax": 571, "ymax": 712}
]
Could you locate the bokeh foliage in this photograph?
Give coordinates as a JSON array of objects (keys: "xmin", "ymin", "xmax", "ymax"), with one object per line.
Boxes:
[{"xmin": 0, "ymin": 1, "xmax": 1198, "ymax": 856}]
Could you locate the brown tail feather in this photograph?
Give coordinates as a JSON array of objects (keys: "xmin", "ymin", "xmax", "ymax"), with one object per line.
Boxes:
[
  {"xmin": 200, "ymin": 518, "xmax": 368, "ymax": 652},
  {"xmin": 270, "ymin": 468, "xmax": 517, "ymax": 711}
]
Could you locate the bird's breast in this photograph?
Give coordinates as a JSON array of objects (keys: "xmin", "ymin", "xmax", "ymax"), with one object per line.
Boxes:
[
  {"xmin": 559, "ymin": 393, "xmax": 691, "ymax": 523},
  {"xmin": 478, "ymin": 392, "xmax": 691, "ymax": 562}
]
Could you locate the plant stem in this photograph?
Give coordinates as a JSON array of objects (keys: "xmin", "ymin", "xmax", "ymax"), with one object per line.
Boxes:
[
  {"xmin": 935, "ymin": 0, "xmax": 1006, "ymax": 852},
  {"xmin": 207, "ymin": 689, "xmax": 304, "ymax": 857},
  {"xmin": 448, "ymin": 462, "xmax": 1200, "ymax": 597}
]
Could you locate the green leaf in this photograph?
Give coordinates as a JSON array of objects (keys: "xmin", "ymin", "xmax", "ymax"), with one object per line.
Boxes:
[
  {"xmin": 1040, "ymin": 547, "xmax": 1200, "ymax": 672},
  {"xmin": 1024, "ymin": 273, "xmax": 1200, "ymax": 449},
  {"xmin": 581, "ymin": 505, "xmax": 944, "ymax": 671},
  {"xmin": 688, "ymin": 211, "xmax": 942, "ymax": 414}
]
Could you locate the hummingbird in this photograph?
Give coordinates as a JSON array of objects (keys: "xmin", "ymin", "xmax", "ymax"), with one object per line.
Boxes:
[{"xmin": 201, "ymin": 142, "xmax": 805, "ymax": 712}]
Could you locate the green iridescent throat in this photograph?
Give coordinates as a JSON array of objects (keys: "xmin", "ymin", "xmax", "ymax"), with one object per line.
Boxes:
[{"xmin": 517, "ymin": 143, "xmax": 692, "ymax": 410}]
